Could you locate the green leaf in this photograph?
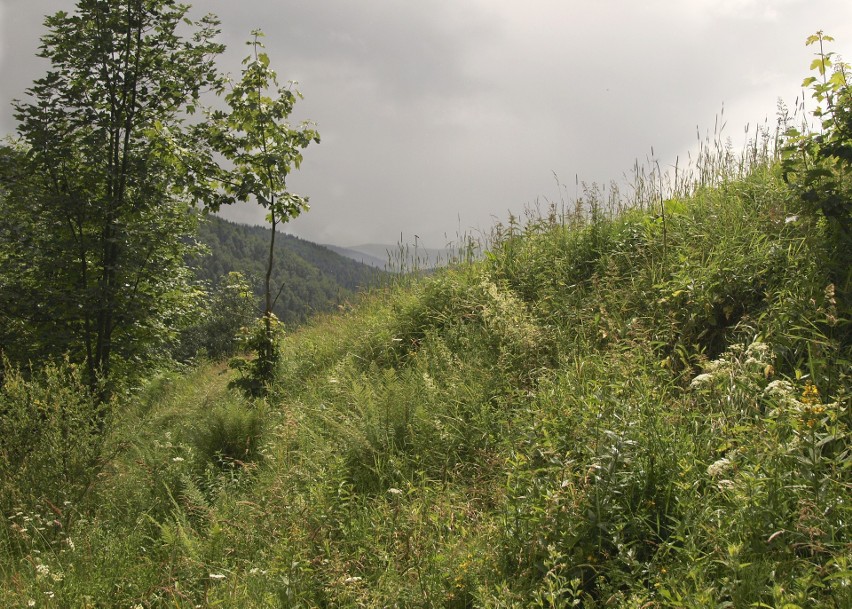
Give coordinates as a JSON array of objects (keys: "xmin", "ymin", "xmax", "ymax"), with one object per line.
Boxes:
[
  {"xmin": 811, "ymin": 58, "xmax": 830, "ymax": 74},
  {"xmin": 829, "ymin": 70, "xmax": 848, "ymax": 88}
]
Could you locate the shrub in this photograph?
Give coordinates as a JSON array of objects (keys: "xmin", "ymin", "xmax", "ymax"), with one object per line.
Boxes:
[
  {"xmin": 175, "ymin": 271, "xmax": 258, "ymax": 362},
  {"xmin": 0, "ymin": 357, "xmax": 109, "ymax": 516}
]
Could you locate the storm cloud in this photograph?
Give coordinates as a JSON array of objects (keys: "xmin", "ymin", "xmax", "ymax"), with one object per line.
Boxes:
[{"xmin": 2, "ymin": 0, "xmax": 852, "ymax": 247}]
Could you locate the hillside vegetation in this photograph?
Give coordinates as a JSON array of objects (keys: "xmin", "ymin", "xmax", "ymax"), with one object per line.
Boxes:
[
  {"xmin": 2, "ymin": 132, "xmax": 850, "ymax": 607},
  {"xmin": 2, "ymin": 19, "xmax": 852, "ymax": 607},
  {"xmin": 193, "ymin": 215, "xmax": 384, "ymax": 326}
]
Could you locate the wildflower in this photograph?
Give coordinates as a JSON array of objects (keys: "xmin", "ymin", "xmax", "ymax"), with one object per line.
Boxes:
[
  {"xmin": 803, "ymin": 405, "xmax": 826, "ymax": 428},
  {"xmin": 717, "ymin": 479, "xmax": 736, "ymax": 490},
  {"xmin": 35, "ymin": 563, "xmax": 50, "ymax": 579},
  {"xmin": 707, "ymin": 457, "xmax": 732, "ymax": 477},
  {"xmin": 763, "ymin": 380, "xmax": 795, "ymax": 399},
  {"xmin": 689, "ymin": 373, "xmax": 715, "ymax": 389},
  {"xmin": 801, "ymin": 382, "xmax": 820, "ymax": 405},
  {"xmin": 744, "ymin": 356, "xmax": 761, "ymax": 369},
  {"xmin": 66, "ymin": 538, "xmax": 75, "ymax": 551},
  {"xmin": 387, "ymin": 487, "xmax": 403, "ymax": 496},
  {"xmin": 27, "ymin": 600, "xmax": 35, "ymax": 607},
  {"xmin": 343, "ymin": 576, "xmax": 363, "ymax": 584},
  {"xmin": 747, "ymin": 341, "xmax": 770, "ymax": 357},
  {"xmin": 703, "ymin": 357, "xmax": 727, "ymax": 374},
  {"xmin": 51, "ymin": 571, "xmax": 64, "ymax": 582},
  {"xmin": 799, "ymin": 382, "xmax": 827, "ymax": 428}
]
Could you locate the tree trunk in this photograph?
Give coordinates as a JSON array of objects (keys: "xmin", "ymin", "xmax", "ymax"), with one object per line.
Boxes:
[{"xmin": 264, "ymin": 209, "xmax": 277, "ymax": 366}]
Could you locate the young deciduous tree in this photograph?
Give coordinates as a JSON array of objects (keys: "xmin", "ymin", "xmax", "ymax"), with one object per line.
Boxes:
[
  {"xmin": 2, "ymin": 0, "xmax": 225, "ymax": 390},
  {"xmin": 781, "ymin": 31, "xmax": 852, "ymax": 334},
  {"xmin": 197, "ymin": 31, "xmax": 320, "ymax": 391}
]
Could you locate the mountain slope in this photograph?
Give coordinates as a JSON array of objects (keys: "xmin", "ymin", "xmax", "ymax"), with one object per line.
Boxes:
[
  {"xmin": 192, "ymin": 215, "xmax": 384, "ymax": 325},
  {"xmin": 323, "ymin": 244, "xmax": 390, "ymax": 269}
]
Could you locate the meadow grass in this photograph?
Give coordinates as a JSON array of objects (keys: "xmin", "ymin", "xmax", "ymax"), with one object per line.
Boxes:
[{"xmin": 1, "ymin": 126, "xmax": 850, "ymax": 607}]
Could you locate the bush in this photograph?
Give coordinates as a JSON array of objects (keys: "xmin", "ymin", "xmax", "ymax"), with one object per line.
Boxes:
[
  {"xmin": 175, "ymin": 271, "xmax": 257, "ymax": 362},
  {"xmin": 0, "ymin": 357, "xmax": 110, "ymax": 515}
]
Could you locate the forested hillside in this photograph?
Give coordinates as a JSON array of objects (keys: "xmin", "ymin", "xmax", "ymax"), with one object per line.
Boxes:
[{"xmin": 193, "ymin": 215, "xmax": 383, "ymax": 325}]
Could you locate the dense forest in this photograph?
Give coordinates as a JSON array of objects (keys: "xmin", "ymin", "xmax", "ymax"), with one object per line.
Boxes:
[
  {"xmin": 1, "ymin": 2, "xmax": 850, "ymax": 607},
  {"xmin": 193, "ymin": 215, "xmax": 383, "ymax": 326}
]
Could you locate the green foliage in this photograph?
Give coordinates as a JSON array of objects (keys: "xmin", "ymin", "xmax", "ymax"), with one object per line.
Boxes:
[
  {"xmin": 193, "ymin": 215, "xmax": 382, "ymax": 326},
  {"xmin": 4, "ymin": 158, "xmax": 851, "ymax": 606},
  {"xmin": 3, "ymin": 26, "xmax": 852, "ymax": 609},
  {"xmin": 191, "ymin": 31, "xmax": 320, "ymax": 394},
  {"xmin": 1, "ymin": 0, "xmax": 225, "ymax": 388},
  {"xmin": 781, "ymin": 31, "xmax": 852, "ymax": 322},
  {"xmin": 175, "ymin": 271, "xmax": 257, "ymax": 361},
  {"xmin": 229, "ymin": 313, "xmax": 285, "ymax": 398},
  {"xmin": 0, "ymin": 357, "xmax": 110, "ymax": 516},
  {"xmin": 199, "ymin": 32, "xmax": 320, "ymax": 219},
  {"xmin": 191, "ymin": 397, "xmax": 266, "ymax": 470}
]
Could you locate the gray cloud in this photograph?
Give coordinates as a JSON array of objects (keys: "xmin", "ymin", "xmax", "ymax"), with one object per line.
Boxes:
[{"xmin": 3, "ymin": 0, "xmax": 852, "ymax": 247}]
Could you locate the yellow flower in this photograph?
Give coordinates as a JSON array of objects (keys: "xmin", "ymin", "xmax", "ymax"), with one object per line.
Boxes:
[
  {"xmin": 801, "ymin": 381, "xmax": 820, "ymax": 405},
  {"xmin": 800, "ymin": 382, "xmax": 827, "ymax": 428}
]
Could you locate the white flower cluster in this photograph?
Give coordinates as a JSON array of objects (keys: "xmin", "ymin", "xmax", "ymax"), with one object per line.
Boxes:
[
  {"xmin": 706, "ymin": 454, "xmax": 739, "ymax": 490},
  {"xmin": 762, "ymin": 379, "xmax": 838, "ymax": 424},
  {"xmin": 689, "ymin": 373, "xmax": 715, "ymax": 389},
  {"xmin": 689, "ymin": 340, "xmax": 774, "ymax": 391},
  {"xmin": 763, "ymin": 380, "xmax": 796, "ymax": 400},
  {"xmin": 706, "ymin": 457, "xmax": 732, "ymax": 477}
]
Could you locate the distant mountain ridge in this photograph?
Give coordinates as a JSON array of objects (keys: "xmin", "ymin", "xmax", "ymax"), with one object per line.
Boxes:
[
  {"xmin": 324, "ymin": 244, "xmax": 390, "ymax": 269},
  {"xmin": 192, "ymin": 216, "xmax": 384, "ymax": 325},
  {"xmin": 328, "ymin": 242, "xmax": 465, "ymax": 271}
]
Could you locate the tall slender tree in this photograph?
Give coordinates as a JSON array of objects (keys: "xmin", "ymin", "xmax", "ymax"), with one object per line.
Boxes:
[
  {"xmin": 3, "ymin": 0, "xmax": 224, "ymax": 390},
  {"xmin": 198, "ymin": 31, "xmax": 319, "ymax": 391}
]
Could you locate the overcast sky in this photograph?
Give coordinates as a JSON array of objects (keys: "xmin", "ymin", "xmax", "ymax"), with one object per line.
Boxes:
[{"xmin": 2, "ymin": 1, "xmax": 852, "ymax": 248}]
